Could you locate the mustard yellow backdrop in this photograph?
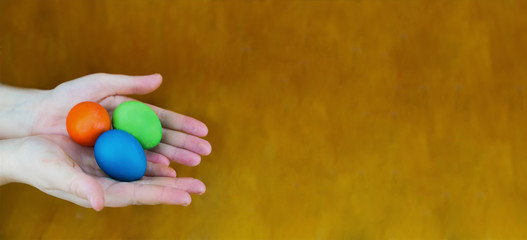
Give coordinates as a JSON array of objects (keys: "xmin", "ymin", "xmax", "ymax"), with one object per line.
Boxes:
[{"xmin": 1, "ymin": 0, "xmax": 527, "ymax": 239}]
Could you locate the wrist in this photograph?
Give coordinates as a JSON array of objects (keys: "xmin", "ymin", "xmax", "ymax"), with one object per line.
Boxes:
[
  {"xmin": 0, "ymin": 138, "xmax": 20, "ymax": 185},
  {"xmin": 0, "ymin": 84, "xmax": 46, "ymax": 139}
]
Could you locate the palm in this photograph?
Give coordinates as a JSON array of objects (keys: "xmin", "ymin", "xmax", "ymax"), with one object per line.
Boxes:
[
  {"xmin": 31, "ymin": 89, "xmax": 118, "ymax": 137},
  {"xmin": 30, "ymin": 135, "xmax": 204, "ymax": 209},
  {"xmin": 46, "ymin": 135, "xmax": 118, "ymax": 177},
  {"xmin": 30, "ymin": 73, "xmax": 212, "ymax": 167}
]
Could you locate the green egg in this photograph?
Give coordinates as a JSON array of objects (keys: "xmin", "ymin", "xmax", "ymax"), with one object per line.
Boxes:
[{"xmin": 112, "ymin": 101, "xmax": 162, "ymax": 149}]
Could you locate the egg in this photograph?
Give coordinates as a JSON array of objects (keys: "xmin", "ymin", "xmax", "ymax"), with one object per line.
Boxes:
[
  {"xmin": 94, "ymin": 129, "xmax": 147, "ymax": 182},
  {"xmin": 112, "ymin": 101, "xmax": 162, "ymax": 149},
  {"xmin": 66, "ymin": 101, "xmax": 111, "ymax": 147}
]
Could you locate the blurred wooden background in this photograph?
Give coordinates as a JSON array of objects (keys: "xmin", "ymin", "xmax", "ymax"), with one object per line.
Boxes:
[{"xmin": 1, "ymin": 0, "xmax": 527, "ymax": 239}]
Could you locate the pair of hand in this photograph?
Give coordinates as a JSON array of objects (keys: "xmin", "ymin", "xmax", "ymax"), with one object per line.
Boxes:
[{"xmin": 0, "ymin": 73, "xmax": 211, "ymax": 211}]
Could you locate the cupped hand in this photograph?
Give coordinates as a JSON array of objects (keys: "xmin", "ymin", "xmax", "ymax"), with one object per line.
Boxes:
[
  {"xmin": 1, "ymin": 135, "xmax": 206, "ymax": 211},
  {"xmin": 31, "ymin": 73, "xmax": 211, "ymax": 167}
]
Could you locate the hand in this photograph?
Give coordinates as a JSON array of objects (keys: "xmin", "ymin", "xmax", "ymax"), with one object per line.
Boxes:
[
  {"xmin": 0, "ymin": 73, "xmax": 211, "ymax": 210},
  {"xmin": 0, "ymin": 135, "xmax": 206, "ymax": 210},
  {"xmin": 2, "ymin": 73, "xmax": 211, "ymax": 167}
]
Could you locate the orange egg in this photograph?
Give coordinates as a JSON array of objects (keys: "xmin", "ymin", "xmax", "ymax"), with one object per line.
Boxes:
[{"xmin": 66, "ymin": 101, "xmax": 111, "ymax": 147}]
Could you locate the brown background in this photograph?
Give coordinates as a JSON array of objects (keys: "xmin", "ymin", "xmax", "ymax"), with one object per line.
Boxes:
[{"xmin": 1, "ymin": 0, "xmax": 527, "ymax": 239}]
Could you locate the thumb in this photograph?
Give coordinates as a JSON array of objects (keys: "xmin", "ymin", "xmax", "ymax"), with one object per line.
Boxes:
[
  {"xmin": 80, "ymin": 73, "xmax": 162, "ymax": 98},
  {"xmin": 66, "ymin": 173, "xmax": 106, "ymax": 211}
]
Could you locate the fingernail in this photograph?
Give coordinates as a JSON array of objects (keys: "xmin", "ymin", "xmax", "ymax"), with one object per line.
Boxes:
[
  {"xmin": 170, "ymin": 169, "xmax": 177, "ymax": 177},
  {"xmin": 87, "ymin": 194, "xmax": 96, "ymax": 210},
  {"xmin": 201, "ymin": 124, "xmax": 209, "ymax": 137},
  {"xmin": 194, "ymin": 183, "xmax": 206, "ymax": 195},
  {"xmin": 149, "ymin": 73, "xmax": 162, "ymax": 81},
  {"xmin": 187, "ymin": 155, "xmax": 201, "ymax": 167},
  {"xmin": 183, "ymin": 195, "xmax": 192, "ymax": 206},
  {"xmin": 88, "ymin": 195, "xmax": 103, "ymax": 211},
  {"xmin": 200, "ymin": 142, "xmax": 212, "ymax": 155}
]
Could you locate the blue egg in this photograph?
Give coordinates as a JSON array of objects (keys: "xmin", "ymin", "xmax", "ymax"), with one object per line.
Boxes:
[{"xmin": 94, "ymin": 129, "xmax": 146, "ymax": 182}]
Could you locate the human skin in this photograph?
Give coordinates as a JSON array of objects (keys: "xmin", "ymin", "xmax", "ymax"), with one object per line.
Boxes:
[{"xmin": 0, "ymin": 73, "xmax": 212, "ymax": 210}]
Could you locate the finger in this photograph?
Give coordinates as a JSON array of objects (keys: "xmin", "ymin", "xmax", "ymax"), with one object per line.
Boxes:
[
  {"xmin": 145, "ymin": 162, "xmax": 177, "ymax": 177},
  {"xmin": 153, "ymin": 105, "xmax": 208, "ymax": 137},
  {"xmin": 139, "ymin": 177, "xmax": 206, "ymax": 195},
  {"xmin": 50, "ymin": 167, "xmax": 105, "ymax": 211},
  {"xmin": 151, "ymin": 143, "xmax": 201, "ymax": 166},
  {"xmin": 43, "ymin": 190, "xmax": 95, "ymax": 209},
  {"xmin": 101, "ymin": 180, "xmax": 192, "ymax": 207},
  {"xmin": 46, "ymin": 177, "xmax": 203, "ymax": 208},
  {"xmin": 145, "ymin": 151, "xmax": 170, "ymax": 166},
  {"xmin": 69, "ymin": 174, "xmax": 105, "ymax": 211},
  {"xmin": 84, "ymin": 73, "xmax": 162, "ymax": 98},
  {"xmin": 161, "ymin": 129, "xmax": 212, "ymax": 156},
  {"xmin": 100, "ymin": 95, "xmax": 208, "ymax": 137}
]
